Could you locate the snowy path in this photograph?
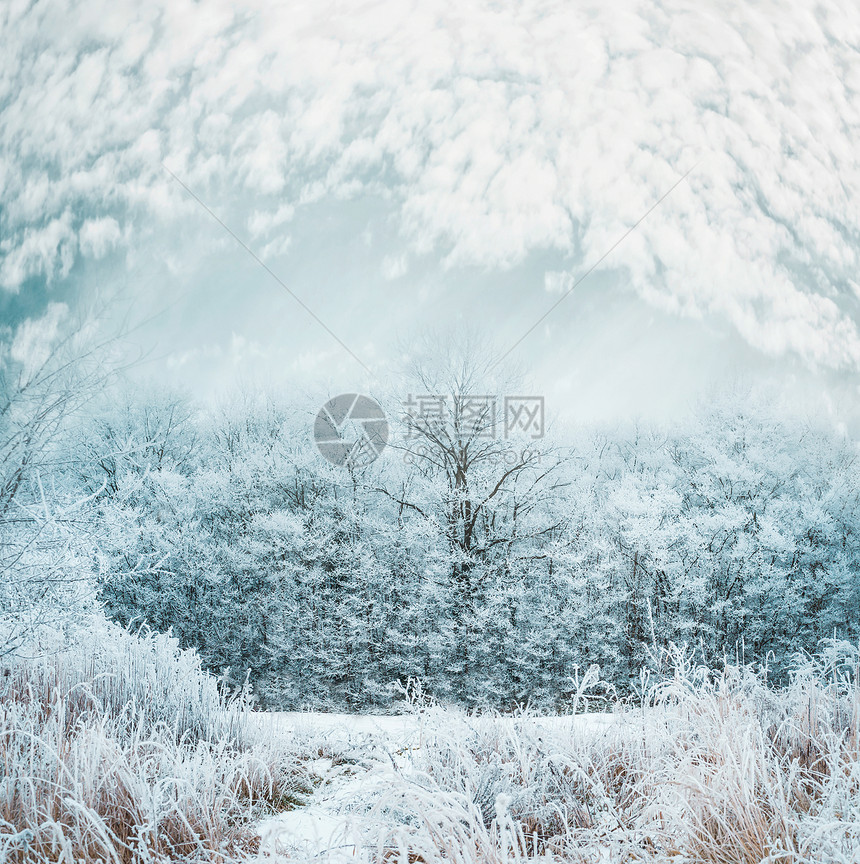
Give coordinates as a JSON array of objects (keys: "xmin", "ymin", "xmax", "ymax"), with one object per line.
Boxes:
[
  {"xmin": 250, "ymin": 711, "xmax": 616, "ymax": 862},
  {"xmin": 252, "ymin": 712, "xmax": 426, "ymax": 862}
]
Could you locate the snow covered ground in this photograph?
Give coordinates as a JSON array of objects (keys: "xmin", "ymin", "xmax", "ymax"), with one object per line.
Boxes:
[{"xmin": 250, "ymin": 711, "xmax": 617, "ymax": 862}]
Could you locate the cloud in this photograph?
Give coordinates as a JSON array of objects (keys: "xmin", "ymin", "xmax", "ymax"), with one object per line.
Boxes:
[
  {"xmin": 381, "ymin": 254, "xmax": 408, "ymax": 281},
  {"xmin": 1, "ymin": 0, "xmax": 859, "ymax": 369},
  {"xmin": 0, "ymin": 213, "xmax": 76, "ymax": 290},
  {"xmin": 79, "ymin": 217, "xmax": 122, "ymax": 259},
  {"xmin": 246, "ymin": 204, "xmax": 294, "ymax": 233},
  {"xmin": 10, "ymin": 302, "xmax": 69, "ymax": 376}
]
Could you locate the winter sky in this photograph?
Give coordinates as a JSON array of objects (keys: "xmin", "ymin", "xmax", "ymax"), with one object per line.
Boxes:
[{"xmin": 2, "ymin": 0, "xmax": 860, "ymax": 424}]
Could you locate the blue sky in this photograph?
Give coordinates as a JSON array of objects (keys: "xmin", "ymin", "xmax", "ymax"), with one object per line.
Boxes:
[{"xmin": 2, "ymin": 0, "xmax": 859, "ymax": 425}]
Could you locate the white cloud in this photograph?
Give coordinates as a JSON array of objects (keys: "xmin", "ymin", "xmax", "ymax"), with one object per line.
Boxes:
[
  {"xmin": 544, "ymin": 271, "xmax": 572, "ymax": 295},
  {"xmin": 1, "ymin": 0, "xmax": 860, "ymax": 369},
  {"xmin": 10, "ymin": 302, "xmax": 69, "ymax": 376},
  {"xmin": 381, "ymin": 254, "xmax": 408, "ymax": 281},
  {"xmin": 246, "ymin": 203, "xmax": 295, "ymax": 240},
  {"xmin": 78, "ymin": 217, "xmax": 122, "ymax": 259},
  {"xmin": 0, "ymin": 212, "xmax": 76, "ymax": 290}
]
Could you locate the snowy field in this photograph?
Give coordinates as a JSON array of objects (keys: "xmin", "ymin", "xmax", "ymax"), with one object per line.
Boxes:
[
  {"xmin": 4, "ymin": 632, "xmax": 860, "ymax": 863},
  {"xmin": 253, "ymin": 711, "xmax": 618, "ymax": 862},
  {"xmin": 243, "ymin": 673, "xmax": 860, "ymax": 864}
]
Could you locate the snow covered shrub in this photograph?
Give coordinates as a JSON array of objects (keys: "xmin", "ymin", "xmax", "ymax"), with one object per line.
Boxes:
[{"xmin": 87, "ymin": 383, "xmax": 860, "ymax": 713}]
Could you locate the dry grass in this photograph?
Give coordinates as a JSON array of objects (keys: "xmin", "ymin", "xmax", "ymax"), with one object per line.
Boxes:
[
  {"xmin": 5, "ymin": 627, "xmax": 860, "ymax": 863},
  {"xmin": 370, "ymin": 643, "xmax": 860, "ymax": 863},
  {"xmin": 0, "ymin": 621, "xmax": 311, "ymax": 863}
]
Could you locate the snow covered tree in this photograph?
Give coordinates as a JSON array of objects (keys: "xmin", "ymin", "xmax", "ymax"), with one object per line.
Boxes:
[{"xmin": 0, "ymin": 305, "xmax": 115, "ymax": 654}]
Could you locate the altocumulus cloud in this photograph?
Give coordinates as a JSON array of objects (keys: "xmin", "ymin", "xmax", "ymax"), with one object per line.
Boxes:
[{"xmin": 1, "ymin": 0, "xmax": 859, "ymax": 368}]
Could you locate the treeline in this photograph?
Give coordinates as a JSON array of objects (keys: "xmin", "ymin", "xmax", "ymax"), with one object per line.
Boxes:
[{"xmin": 64, "ymin": 374, "xmax": 860, "ymax": 711}]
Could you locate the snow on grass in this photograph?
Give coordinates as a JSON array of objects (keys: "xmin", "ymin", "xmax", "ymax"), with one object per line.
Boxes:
[
  {"xmin": 0, "ymin": 620, "xmax": 310, "ymax": 863},
  {"xmin": 254, "ymin": 709, "xmax": 618, "ymax": 861},
  {"xmin": 255, "ymin": 646, "xmax": 860, "ymax": 863},
  {"xmin": 4, "ymin": 634, "xmax": 860, "ymax": 862}
]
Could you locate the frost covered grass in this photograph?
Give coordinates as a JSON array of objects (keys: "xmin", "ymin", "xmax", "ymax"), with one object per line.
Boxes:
[
  {"xmin": 5, "ymin": 634, "xmax": 860, "ymax": 864},
  {"xmin": 362, "ymin": 645, "xmax": 860, "ymax": 863},
  {"xmin": 0, "ymin": 621, "xmax": 311, "ymax": 863}
]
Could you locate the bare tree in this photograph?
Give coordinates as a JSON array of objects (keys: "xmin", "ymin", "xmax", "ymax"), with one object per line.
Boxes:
[
  {"xmin": 70, "ymin": 383, "xmax": 198, "ymax": 498},
  {"xmin": 381, "ymin": 331, "xmax": 567, "ymax": 595},
  {"xmin": 0, "ymin": 305, "xmax": 121, "ymax": 655}
]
